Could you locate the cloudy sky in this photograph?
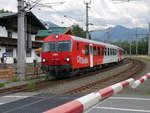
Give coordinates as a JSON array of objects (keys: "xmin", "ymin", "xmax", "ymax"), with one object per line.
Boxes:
[{"xmin": 0, "ymin": 0, "xmax": 150, "ymax": 30}]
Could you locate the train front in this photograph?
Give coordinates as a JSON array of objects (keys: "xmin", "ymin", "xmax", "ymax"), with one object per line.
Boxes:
[{"xmin": 41, "ymin": 34, "xmax": 72, "ymax": 79}]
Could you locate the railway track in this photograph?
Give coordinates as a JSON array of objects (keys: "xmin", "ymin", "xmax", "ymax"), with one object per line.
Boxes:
[
  {"xmin": 0, "ymin": 58, "xmax": 144, "ymax": 94},
  {"xmin": 63, "ymin": 59, "xmax": 145, "ymax": 94}
]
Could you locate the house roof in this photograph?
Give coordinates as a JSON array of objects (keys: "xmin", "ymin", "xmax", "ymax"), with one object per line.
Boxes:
[
  {"xmin": 36, "ymin": 27, "xmax": 72, "ymax": 37},
  {"xmin": 0, "ymin": 12, "xmax": 47, "ymax": 34}
]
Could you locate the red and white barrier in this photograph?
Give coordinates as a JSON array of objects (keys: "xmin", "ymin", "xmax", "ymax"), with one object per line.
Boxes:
[{"xmin": 44, "ymin": 73, "xmax": 150, "ymax": 113}]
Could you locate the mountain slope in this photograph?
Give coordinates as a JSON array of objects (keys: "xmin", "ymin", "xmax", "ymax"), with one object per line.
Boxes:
[{"xmin": 90, "ymin": 25, "xmax": 148, "ymax": 42}]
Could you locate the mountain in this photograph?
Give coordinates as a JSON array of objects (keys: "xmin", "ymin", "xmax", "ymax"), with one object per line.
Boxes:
[
  {"xmin": 40, "ymin": 20, "xmax": 59, "ymax": 28},
  {"xmin": 90, "ymin": 25, "xmax": 148, "ymax": 42}
]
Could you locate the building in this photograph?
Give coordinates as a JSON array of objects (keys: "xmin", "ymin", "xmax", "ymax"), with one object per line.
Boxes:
[
  {"xmin": 35, "ymin": 27, "xmax": 74, "ymax": 41},
  {"xmin": 0, "ymin": 12, "xmax": 46, "ymax": 64}
]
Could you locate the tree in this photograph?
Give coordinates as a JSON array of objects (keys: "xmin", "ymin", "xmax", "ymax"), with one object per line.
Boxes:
[
  {"xmin": 113, "ymin": 37, "xmax": 148, "ymax": 55},
  {"xmin": 0, "ymin": 9, "xmax": 12, "ymax": 14},
  {"xmin": 72, "ymin": 25, "xmax": 86, "ymax": 38}
]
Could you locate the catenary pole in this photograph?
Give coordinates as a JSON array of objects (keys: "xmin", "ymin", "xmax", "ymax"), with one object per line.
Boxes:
[
  {"xmin": 84, "ymin": 1, "xmax": 91, "ymax": 39},
  {"xmin": 148, "ymin": 23, "xmax": 150, "ymax": 56},
  {"xmin": 17, "ymin": 0, "xmax": 26, "ymax": 79}
]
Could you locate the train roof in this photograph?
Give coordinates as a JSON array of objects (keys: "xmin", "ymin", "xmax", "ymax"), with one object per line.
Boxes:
[{"xmin": 71, "ymin": 35, "xmax": 121, "ymax": 49}]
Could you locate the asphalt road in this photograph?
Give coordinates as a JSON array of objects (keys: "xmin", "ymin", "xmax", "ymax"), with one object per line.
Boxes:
[
  {"xmin": 0, "ymin": 93, "xmax": 83, "ymax": 113},
  {"xmin": 87, "ymin": 94, "xmax": 150, "ymax": 113},
  {"xmin": 0, "ymin": 92, "xmax": 150, "ymax": 113}
]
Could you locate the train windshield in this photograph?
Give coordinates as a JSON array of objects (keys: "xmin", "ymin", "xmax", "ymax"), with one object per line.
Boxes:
[{"xmin": 42, "ymin": 41, "xmax": 71, "ymax": 52}]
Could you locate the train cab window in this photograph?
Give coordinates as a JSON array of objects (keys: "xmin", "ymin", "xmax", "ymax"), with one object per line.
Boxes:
[
  {"xmin": 97, "ymin": 47, "xmax": 100, "ymax": 56},
  {"xmin": 76, "ymin": 42, "xmax": 79, "ymax": 51},
  {"xmin": 93, "ymin": 46, "xmax": 97, "ymax": 56},
  {"xmin": 85, "ymin": 45, "xmax": 89, "ymax": 56},
  {"xmin": 42, "ymin": 41, "xmax": 71, "ymax": 52}
]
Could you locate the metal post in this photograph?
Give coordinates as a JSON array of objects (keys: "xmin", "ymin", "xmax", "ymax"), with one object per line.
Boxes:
[
  {"xmin": 17, "ymin": 0, "xmax": 26, "ymax": 79},
  {"xmin": 148, "ymin": 23, "xmax": 150, "ymax": 56},
  {"xmin": 84, "ymin": 1, "xmax": 91, "ymax": 39}
]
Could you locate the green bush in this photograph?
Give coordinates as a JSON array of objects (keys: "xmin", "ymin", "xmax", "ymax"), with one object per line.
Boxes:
[{"xmin": 0, "ymin": 83, "xmax": 5, "ymax": 88}]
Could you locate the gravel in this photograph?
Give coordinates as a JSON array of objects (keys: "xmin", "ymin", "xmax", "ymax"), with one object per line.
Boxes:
[
  {"xmin": 38, "ymin": 61, "xmax": 133, "ymax": 94},
  {"xmin": 121, "ymin": 59, "xmax": 150, "ymax": 96}
]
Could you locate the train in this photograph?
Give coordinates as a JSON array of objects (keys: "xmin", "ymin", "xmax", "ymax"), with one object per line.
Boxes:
[{"xmin": 41, "ymin": 34, "xmax": 124, "ymax": 79}]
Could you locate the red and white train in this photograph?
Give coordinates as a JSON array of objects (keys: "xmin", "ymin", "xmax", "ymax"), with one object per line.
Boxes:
[{"xmin": 41, "ymin": 34, "xmax": 124, "ymax": 79}]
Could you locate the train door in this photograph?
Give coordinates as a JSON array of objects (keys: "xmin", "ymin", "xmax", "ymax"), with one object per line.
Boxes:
[{"xmin": 89, "ymin": 44, "xmax": 93, "ymax": 67}]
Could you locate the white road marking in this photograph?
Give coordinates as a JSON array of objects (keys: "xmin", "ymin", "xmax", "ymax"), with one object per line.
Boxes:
[
  {"xmin": 0, "ymin": 103, "xmax": 4, "ymax": 105},
  {"xmin": 96, "ymin": 106, "xmax": 150, "ymax": 112},
  {"xmin": 109, "ymin": 97, "xmax": 150, "ymax": 101},
  {"xmin": 3, "ymin": 96, "xmax": 29, "ymax": 98},
  {"xmin": 0, "ymin": 92, "xmax": 39, "ymax": 106}
]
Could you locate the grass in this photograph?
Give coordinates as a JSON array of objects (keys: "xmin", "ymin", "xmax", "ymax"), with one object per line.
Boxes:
[
  {"xmin": 26, "ymin": 82, "xmax": 36, "ymax": 90},
  {"xmin": 0, "ymin": 83, "xmax": 5, "ymax": 88},
  {"xmin": 125, "ymin": 56, "xmax": 150, "ymax": 61},
  {"xmin": 24, "ymin": 75, "xmax": 45, "ymax": 81}
]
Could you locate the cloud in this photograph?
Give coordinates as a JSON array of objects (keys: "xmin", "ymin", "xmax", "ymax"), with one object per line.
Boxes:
[
  {"xmin": 0, "ymin": 0, "xmax": 17, "ymax": 11},
  {"xmin": 0, "ymin": 0, "xmax": 150, "ymax": 30}
]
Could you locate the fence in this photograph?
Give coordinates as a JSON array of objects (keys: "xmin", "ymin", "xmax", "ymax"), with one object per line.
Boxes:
[{"xmin": 0, "ymin": 63, "xmax": 44, "ymax": 81}]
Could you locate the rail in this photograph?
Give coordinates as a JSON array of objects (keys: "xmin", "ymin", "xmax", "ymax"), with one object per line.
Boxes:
[{"xmin": 43, "ymin": 73, "xmax": 150, "ymax": 113}]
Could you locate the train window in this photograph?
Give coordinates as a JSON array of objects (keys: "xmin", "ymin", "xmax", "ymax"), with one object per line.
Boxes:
[
  {"xmin": 93, "ymin": 46, "xmax": 97, "ymax": 56},
  {"xmin": 102, "ymin": 48, "xmax": 104, "ymax": 56},
  {"xmin": 108, "ymin": 48, "xmax": 109, "ymax": 56},
  {"xmin": 97, "ymin": 47, "xmax": 100, "ymax": 56},
  {"xmin": 105, "ymin": 48, "xmax": 107, "ymax": 56},
  {"xmin": 115, "ymin": 49, "xmax": 117, "ymax": 55},
  {"xmin": 85, "ymin": 45, "xmax": 89, "ymax": 56},
  {"xmin": 76, "ymin": 42, "xmax": 79, "ymax": 51},
  {"xmin": 110, "ymin": 48, "xmax": 112, "ymax": 55},
  {"xmin": 112, "ymin": 49, "xmax": 114, "ymax": 55}
]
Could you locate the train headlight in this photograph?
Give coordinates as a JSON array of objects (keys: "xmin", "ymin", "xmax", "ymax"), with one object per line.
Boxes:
[
  {"xmin": 42, "ymin": 59, "xmax": 46, "ymax": 62},
  {"xmin": 55, "ymin": 35, "xmax": 59, "ymax": 39},
  {"xmin": 65, "ymin": 58, "xmax": 70, "ymax": 62}
]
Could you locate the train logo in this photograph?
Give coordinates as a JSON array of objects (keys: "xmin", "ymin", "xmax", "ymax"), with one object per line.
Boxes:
[{"xmin": 77, "ymin": 56, "xmax": 88, "ymax": 64}]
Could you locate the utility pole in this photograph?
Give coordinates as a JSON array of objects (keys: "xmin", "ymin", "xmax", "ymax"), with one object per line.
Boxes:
[
  {"xmin": 84, "ymin": 1, "xmax": 91, "ymax": 39},
  {"xmin": 17, "ymin": 0, "xmax": 26, "ymax": 79},
  {"xmin": 148, "ymin": 23, "xmax": 150, "ymax": 56},
  {"xmin": 129, "ymin": 41, "xmax": 132, "ymax": 56},
  {"xmin": 106, "ymin": 27, "xmax": 112, "ymax": 43},
  {"xmin": 135, "ymin": 27, "xmax": 138, "ymax": 56}
]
